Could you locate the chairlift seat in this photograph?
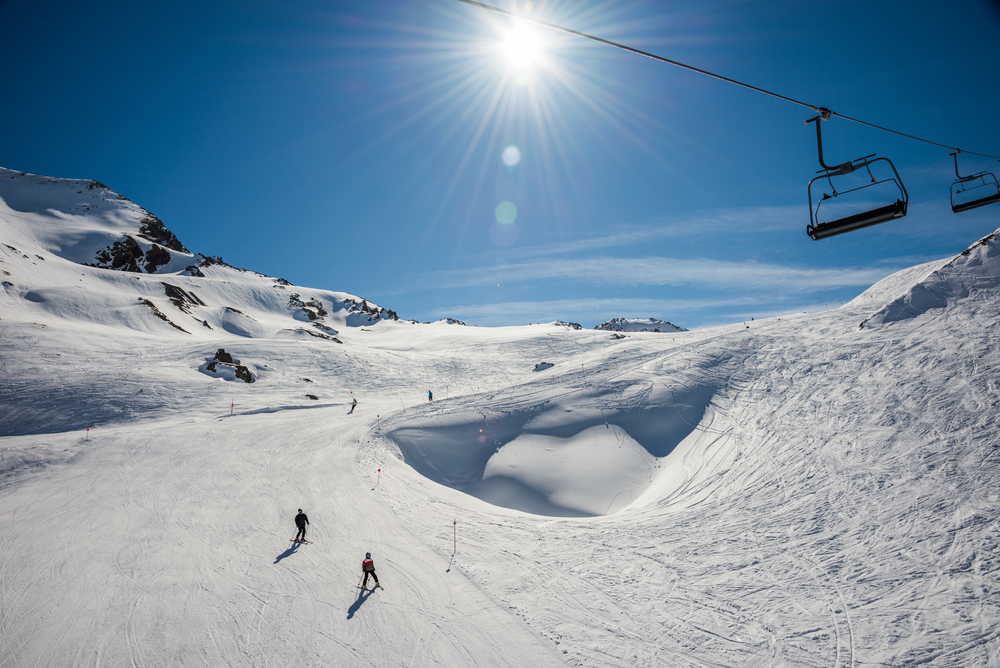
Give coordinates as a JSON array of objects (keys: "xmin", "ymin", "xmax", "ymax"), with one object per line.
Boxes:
[
  {"xmin": 807, "ymin": 199, "xmax": 906, "ymax": 240},
  {"xmin": 953, "ymin": 191, "xmax": 1000, "ymax": 214}
]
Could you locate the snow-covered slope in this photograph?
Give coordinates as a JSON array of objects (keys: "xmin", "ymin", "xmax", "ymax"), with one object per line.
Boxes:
[{"xmin": 2, "ymin": 168, "xmax": 999, "ymax": 667}]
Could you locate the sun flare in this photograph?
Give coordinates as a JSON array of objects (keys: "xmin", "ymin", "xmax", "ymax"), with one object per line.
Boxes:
[{"xmin": 500, "ymin": 25, "xmax": 544, "ymax": 70}]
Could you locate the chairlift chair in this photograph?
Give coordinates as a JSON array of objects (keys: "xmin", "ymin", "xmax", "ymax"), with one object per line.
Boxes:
[
  {"xmin": 949, "ymin": 151, "xmax": 1000, "ymax": 214},
  {"xmin": 805, "ymin": 113, "xmax": 908, "ymax": 240}
]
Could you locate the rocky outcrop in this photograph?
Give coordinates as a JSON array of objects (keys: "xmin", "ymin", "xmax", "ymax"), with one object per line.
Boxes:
[
  {"xmin": 138, "ymin": 214, "xmax": 189, "ymax": 253},
  {"xmin": 138, "ymin": 298, "xmax": 189, "ymax": 333},
  {"xmin": 202, "ymin": 349, "xmax": 253, "ymax": 383},
  {"xmin": 289, "ymin": 293, "xmax": 328, "ymax": 321},
  {"xmin": 162, "ymin": 282, "xmax": 205, "ymax": 314},
  {"xmin": 93, "ymin": 235, "xmax": 175, "ymax": 273}
]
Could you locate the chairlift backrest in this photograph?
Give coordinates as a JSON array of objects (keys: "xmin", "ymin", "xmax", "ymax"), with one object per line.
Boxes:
[
  {"xmin": 949, "ymin": 151, "xmax": 1000, "ymax": 214},
  {"xmin": 805, "ymin": 116, "xmax": 908, "ymax": 240}
]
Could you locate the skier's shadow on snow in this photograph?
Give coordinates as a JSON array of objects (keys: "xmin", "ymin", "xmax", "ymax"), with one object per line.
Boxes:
[
  {"xmin": 273, "ymin": 542, "xmax": 299, "ymax": 564},
  {"xmin": 347, "ymin": 588, "xmax": 373, "ymax": 619}
]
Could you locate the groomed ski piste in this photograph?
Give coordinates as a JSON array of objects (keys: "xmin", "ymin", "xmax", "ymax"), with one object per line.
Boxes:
[{"xmin": 1, "ymin": 167, "xmax": 999, "ymax": 666}]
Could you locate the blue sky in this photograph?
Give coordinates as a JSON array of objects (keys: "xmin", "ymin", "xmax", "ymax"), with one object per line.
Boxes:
[{"xmin": 2, "ymin": 0, "xmax": 999, "ymax": 328}]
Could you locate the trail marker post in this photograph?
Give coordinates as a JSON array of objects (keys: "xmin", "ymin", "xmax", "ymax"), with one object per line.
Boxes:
[
  {"xmin": 453, "ymin": 518, "xmax": 457, "ymax": 554},
  {"xmin": 230, "ymin": 399, "xmax": 234, "ymax": 415},
  {"xmin": 85, "ymin": 428, "xmax": 89, "ymax": 441},
  {"xmin": 377, "ymin": 468, "xmax": 381, "ymax": 486}
]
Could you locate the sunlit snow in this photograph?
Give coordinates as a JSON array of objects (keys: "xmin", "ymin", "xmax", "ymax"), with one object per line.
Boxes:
[{"xmin": 2, "ymin": 167, "xmax": 999, "ymax": 667}]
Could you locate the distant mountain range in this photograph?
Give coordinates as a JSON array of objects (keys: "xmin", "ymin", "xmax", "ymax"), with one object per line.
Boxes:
[{"xmin": 594, "ymin": 317, "xmax": 687, "ymax": 333}]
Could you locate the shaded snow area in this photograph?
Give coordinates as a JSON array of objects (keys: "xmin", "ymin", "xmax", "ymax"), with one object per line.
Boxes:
[{"xmin": 2, "ymin": 169, "xmax": 999, "ymax": 667}]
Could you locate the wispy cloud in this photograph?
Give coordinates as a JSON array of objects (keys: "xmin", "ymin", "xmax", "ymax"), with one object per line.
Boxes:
[
  {"xmin": 465, "ymin": 204, "xmax": 804, "ymax": 262},
  {"xmin": 412, "ymin": 255, "xmax": 899, "ymax": 293}
]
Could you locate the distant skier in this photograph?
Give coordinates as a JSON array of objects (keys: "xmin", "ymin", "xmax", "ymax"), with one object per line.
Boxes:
[
  {"xmin": 294, "ymin": 509, "xmax": 309, "ymax": 543},
  {"xmin": 428, "ymin": 390, "xmax": 433, "ymax": 402},
  {"xmin": 349, "ymin": 397, "xmax": 358, "ymax": 414},
  {"xmin": 361, "ymin": 551, "xmax": 381, "ymax": 590}
]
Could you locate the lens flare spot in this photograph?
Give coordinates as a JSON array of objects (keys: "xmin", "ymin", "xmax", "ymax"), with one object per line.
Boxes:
[
  {"xmin": 495, "ymin": 201, "xmax": 518, "ymax": 224},
  {"xmin": 490, "ymin": 221, "xmax": 518, "ymax": 247},
  {"xmin": 502, "ymin": 145, "xmax": 521, "ymax": 167}
]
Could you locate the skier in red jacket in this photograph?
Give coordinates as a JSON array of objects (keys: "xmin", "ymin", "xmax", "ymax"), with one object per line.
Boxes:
[{"xmin": 361, "ymin": 552, "xmax": 381, "ymax": 590}]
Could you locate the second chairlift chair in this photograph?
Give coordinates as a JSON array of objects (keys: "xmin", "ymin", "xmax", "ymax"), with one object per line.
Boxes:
[
  {"xmin": 805, "ymin": 110, "xmax": 909, "ymax": 240},
  {"xmin": 948, "ymin": 150, "xmax": 1000, "ymax": 214}
]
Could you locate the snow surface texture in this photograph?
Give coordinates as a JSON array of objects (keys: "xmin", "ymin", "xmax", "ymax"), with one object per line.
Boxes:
[{"xmin": 1, "ymin": 168, "xmax": 999, "ymax": 667}]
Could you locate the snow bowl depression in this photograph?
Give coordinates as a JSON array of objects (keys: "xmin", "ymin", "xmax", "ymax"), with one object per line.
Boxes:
[{"xmin": 384, "ymin": 381, "xmax": 714, "ymax": 517}]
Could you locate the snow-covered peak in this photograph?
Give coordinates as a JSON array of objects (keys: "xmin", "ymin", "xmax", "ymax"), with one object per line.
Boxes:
[
  {"xmin": 0, "ymin": 167, "xmax": 189, "ymax": 271},
  {"xmin": 594, "ymin": 317, "xmax": 687, "ymax": 333},
  {"xmin": 860, "ymin": 230, "xmax": 999, "ymax": 329},
  {"xmin": 0, "ymin": 166, "xmax": 406, "ymax": 339}
]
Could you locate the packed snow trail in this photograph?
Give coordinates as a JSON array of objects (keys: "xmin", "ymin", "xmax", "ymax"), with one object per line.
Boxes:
[{"xmin": 0, "ymin": 405, "xmax": 566, "ymax": 667}]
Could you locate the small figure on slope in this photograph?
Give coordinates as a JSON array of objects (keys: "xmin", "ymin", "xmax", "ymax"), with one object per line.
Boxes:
[
  {"xmin": 361, "ymin": 551, "xmax": 381, "ymax": 590},
  {"xmin": 428, "ymin": 389, "xmax": 433, "ymax": 402},
  {"xmin": 349, "ymin": 397, "xmax": 358, "ymax": 414},
  {"xmin": 294, "ymin": 508, "xmax": 309, "ymax": 543}
]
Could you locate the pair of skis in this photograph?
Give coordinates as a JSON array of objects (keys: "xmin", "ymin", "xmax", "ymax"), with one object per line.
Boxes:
[
  {"xmin": 291, "ymin": 538, "xmax": 312, "ymax": 544},
  {"xmin": 357, "ymin": 583, "xmax": 383, "ymax": 591}
]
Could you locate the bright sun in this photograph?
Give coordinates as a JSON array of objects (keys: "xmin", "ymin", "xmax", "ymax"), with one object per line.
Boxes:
[{"xmin": 501, "ymin": 25, "xmax": 544, "ymax": 70}]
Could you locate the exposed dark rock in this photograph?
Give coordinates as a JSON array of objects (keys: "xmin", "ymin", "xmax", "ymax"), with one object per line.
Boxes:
[
  {"xmin": 225, "ymin": 306, "xmax": 258, "ymax": 321},
  {"xmin": 289, "ymin": 293, "xmax": 328, "ymax": 320},
  {"xmin": 143, "ymin": 244, "xmax": 172, "ymax": 272},
  {"xmin": 162, "ymin": 282, "xmax": 205, "ymax": 314},
  {"xmin": 184, "ymin": 265, "xmax": 205, "ymax": 277},
  {"xmin": 95, "ymin": 236, "xmax": 144, "ymax": 272},
  {"xmin": 312, "ymin": 323, "xmax": 339, "ymax": 335},
  {"xmin": 281, "ymin": 328, "xmax": 342, "ymax": 343},
  {"xmin": 138, "ymin": 214, "xmax": 189, "ymax": 253},
  {"xmin": 138, "ymin": 298, "xmax": 189, "ymax": 333},
  {"xmin": 306, "ymin": 394, "xmax": 318, "ymax": 400},
  {"xmin": 233, "ymin": 365, "xmax": 253, "ymax": 383},
  {"xmin": 203, "ymin": 350, "xmax": 253, "ymax": 383}
]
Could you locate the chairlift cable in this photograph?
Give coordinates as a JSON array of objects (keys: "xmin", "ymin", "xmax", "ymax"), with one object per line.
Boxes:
[{"xmin": 454, "ymin": 0, "xmax": 1000, "ymax": 160}]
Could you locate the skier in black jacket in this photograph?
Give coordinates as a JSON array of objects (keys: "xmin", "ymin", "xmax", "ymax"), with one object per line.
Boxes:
[{"xmin": 294, "ymin": 509, "xmax": 309, "ymax": 542}]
